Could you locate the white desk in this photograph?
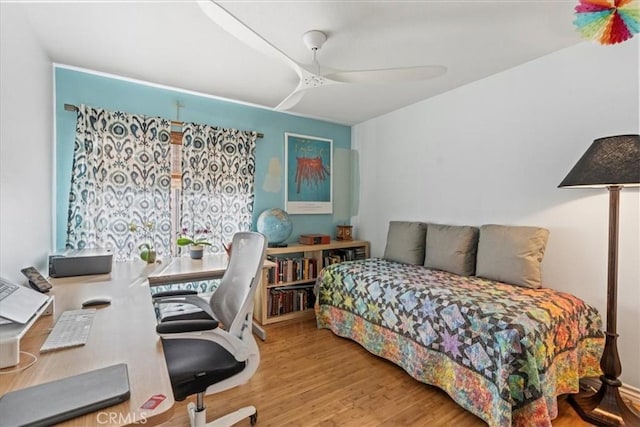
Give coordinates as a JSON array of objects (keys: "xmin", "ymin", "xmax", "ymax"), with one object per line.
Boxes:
[
  {"xmin": 147, "ymin": 253, "xmax": 228, "ymax": 286},
  {"xmin": 0, "ymin": 261, "xmax": 174, "ymax": 426},
  {"xmin": 1, "ymin": 255, "xmax": 275, "ymax": 426}
]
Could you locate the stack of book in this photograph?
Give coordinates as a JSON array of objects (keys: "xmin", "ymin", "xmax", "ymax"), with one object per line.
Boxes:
[
  {"xmin": 267, "ymin": 256, "xmax": 318, "ymax": 284},
  {"xmin": 267, "ymin": 286, "xmax": 316, "ymax": 316},
  {"xmin": 322, "ymin": 248, "xmax": 367, "ymax": 266}
]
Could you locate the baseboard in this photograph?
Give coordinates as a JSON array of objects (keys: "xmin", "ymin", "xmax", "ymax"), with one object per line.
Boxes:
[
  {"xmin": 581, "ymin": 377, "xmax": 640, "ymax": 406},
  {"xmin": 621, "ymin": 384, "xmax": 640, "ymax": 406}
]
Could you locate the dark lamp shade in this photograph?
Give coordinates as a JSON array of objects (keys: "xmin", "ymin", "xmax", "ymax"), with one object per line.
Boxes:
[{"xmin": 558, "ymin": 134, "xmax": 640, "ymax": 188}]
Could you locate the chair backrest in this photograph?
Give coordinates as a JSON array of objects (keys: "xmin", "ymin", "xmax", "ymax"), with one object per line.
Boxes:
[{"xmin": 210, "ymin": 232, "xmax": 267, "ymax": 338}]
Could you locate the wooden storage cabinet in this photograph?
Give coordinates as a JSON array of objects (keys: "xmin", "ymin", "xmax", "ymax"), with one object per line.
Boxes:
[{"xmin": 253, "ymin": 240, "xmax": 370, "ymax": 325}]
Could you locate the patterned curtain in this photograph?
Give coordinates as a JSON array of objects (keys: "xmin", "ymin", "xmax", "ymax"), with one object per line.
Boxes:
[
  {"xmin": 66, "ymin": 105, "xmax": 172, "ymax": 262},
  {"xmin": 181, "ymin": 123, "xmax": 257, "ymax": 255}
]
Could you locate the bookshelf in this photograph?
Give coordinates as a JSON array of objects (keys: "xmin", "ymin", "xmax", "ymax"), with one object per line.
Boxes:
[{"xmin": 253, "ymin": 240, "xmax": 370, "ymax": 325}]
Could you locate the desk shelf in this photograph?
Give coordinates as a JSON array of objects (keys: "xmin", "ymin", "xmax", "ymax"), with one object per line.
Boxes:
[{"xmin": 253, "ymin": 240, "xmax": 369, "ymax": 325}]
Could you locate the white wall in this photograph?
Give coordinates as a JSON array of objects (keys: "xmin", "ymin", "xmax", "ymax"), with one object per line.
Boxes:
[
  {"xmin": 0, "ymin": 4, "xmax": 53, "ymax": 283},
  {"xmin": 353, "ymin": 40, "xmax": 640, "ymax": 388}
]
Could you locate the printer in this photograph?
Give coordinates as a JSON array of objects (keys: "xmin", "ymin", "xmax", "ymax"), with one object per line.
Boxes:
[{"xmin": 49, "ymin": 249, "xmax": 113, "ymax": 278}]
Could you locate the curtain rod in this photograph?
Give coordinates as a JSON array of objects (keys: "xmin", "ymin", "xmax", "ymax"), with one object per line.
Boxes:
[{"xmin": 63, "ymin": 104, "xmax": 264, "ymax": 139}]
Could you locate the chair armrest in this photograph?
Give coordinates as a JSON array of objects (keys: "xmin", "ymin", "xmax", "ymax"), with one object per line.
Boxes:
[
  {"xmin": 152, "ymin": 289, "xmax": 198, "ymax": 299},
  {"xmin": 156, "ymin": 319, "xmax": 219, "ymax": 334},
  {"xmin": 153, "ymin": 294, "xmax": 215, "ymax": 319}
]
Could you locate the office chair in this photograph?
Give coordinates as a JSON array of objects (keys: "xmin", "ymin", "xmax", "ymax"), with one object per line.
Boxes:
[{"xmin": 153, "ymin": 231, "xmax": 267, "ymax": 427}]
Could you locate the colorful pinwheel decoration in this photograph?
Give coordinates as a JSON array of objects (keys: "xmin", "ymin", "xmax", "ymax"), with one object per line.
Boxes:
[{"xmin": 574, "ymin": 0, "xmax": 639, "ymax": 45}]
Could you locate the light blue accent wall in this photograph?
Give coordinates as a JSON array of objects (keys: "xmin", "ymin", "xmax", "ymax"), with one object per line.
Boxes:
[{"xmin": 54, "ymin": 67, "xmax": 352, "ymax": 249}]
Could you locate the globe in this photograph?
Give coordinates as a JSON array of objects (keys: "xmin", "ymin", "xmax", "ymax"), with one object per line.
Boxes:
[{"xmin": 257, "ymin": 208, "xmax": 293, "ymax": 246}]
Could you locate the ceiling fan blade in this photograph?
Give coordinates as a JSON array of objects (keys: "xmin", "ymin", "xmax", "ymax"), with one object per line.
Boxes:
[
  {"xmin": 326, "ymin": 65, "xmax": 447, "ymax": 84},
  {"xmin": 274, "ymin": 88, "xmax": 308, "ymax": 111},
  {"xmin": 198, "ymin": 1, "xmax": 302, "ymax": 74}
]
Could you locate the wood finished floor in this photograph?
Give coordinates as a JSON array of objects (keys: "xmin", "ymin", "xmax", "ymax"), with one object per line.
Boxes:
[{"xmin": 160, "ymin": 318, "xmax": 595, "ymax": 427}]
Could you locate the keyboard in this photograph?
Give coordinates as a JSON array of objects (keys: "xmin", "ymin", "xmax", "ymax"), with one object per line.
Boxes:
[
  {"xmin": 0, "ymin": 281, "xmax": 18, "ymax": 300},
  {"xmin": 40, "ymin": 309, "xmax": 96, "ymax": 353}
]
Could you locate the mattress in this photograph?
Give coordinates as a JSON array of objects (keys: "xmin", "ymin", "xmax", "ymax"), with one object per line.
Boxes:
[{"xmin": 315, "ymin": 258, "xmax": 604, "ymax": 427}]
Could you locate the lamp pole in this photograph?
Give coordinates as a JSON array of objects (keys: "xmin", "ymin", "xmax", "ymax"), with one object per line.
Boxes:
[{"xmin": 568, "ymin": 185, "xmax": 640, "ymax": 426}]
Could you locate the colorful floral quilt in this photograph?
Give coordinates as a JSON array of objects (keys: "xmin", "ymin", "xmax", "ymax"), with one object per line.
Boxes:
[{"xmin": 315, "ymin": 258, "xmax": 604, "ymax": 427}]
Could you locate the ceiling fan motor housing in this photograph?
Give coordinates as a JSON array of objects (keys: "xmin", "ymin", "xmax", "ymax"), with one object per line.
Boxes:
[{"xmin": 303, "ymin": 30, "xmax": 327, "ymax": 51}]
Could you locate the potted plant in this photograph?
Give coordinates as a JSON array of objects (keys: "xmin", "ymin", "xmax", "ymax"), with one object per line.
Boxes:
[
  {"xmin": 177, "ymin": 227, "xmax": 212, "ymax": 259},
  {"xmin": 129, "ymin": 220, "xmax": 156, "ymax": 263}
]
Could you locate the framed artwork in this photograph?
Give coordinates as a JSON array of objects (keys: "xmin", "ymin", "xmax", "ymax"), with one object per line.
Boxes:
[{"xmin": 285, "ymin": 133, "xmax": 333, "ymax": 214}]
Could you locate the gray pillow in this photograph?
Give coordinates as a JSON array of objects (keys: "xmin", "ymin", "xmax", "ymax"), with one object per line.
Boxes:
[
  {"xmin": 476, "ymin": 224, "xmax": 550, "ymax": 288},
  {"xmin": 383, "ymin": 221, "xmax": 428, "ymax": 265},
  {"xmin": 424, "ymin": 224, "xmax": 479, "ymax": 276}
]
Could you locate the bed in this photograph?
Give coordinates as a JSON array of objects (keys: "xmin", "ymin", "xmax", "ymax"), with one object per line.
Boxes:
[{"xmin": 315, "ymin": 223, "xmax": 604, "ymax": 427}]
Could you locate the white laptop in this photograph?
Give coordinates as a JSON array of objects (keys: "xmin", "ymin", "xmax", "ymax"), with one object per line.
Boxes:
[{"xmin": 0, "ymin": 277, "xmax": 50, "ymax": 324}]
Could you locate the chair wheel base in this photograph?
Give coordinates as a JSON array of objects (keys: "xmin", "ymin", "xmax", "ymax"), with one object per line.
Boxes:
[{"xmin": 187, "ymin": 402, "xmax": 258, "ymax": 427}]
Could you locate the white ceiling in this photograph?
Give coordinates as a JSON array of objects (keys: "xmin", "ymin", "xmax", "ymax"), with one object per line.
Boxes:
[{"xmin": 20, "ymin": 0, "xmax": 583, "ymax": 125}]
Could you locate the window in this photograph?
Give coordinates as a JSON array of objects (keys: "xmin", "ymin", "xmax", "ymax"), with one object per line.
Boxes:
[{"xmin": 67, "ymin": 105, "xmax": 257, "ymax": 261}]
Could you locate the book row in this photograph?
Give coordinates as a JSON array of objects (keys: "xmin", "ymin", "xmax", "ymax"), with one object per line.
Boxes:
[
  {"xmin": 267, "ymin": 286, "xmax": 316, "ymax": 317},
  {"xmin": 267, "ymin": 256, "xmax": 319, "ymax": 285},
  {"xmin": 266, "ymin": 248, "xmax": 368, "ymax": 285},
  {"xmin": 330, "ymin": 247, "xmax": 367, "ymax": 262}
]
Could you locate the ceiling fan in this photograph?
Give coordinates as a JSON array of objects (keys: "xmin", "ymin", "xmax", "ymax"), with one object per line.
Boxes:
[{"xmin": 198, "ymin": 1, "xmax": 447, "ymax": 111}]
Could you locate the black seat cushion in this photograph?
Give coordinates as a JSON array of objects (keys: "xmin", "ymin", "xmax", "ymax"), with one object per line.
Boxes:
[
  {"xmin": 161, "ymin": 338, "xmax": 246, "ymax": 401},
  {"xmin": 161, "ymin": 309, "xmax": 213, "ymax": 322}
]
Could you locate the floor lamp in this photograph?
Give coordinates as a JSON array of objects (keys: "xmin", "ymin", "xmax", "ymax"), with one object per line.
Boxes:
[{"xmin": 559, "ymin": 134, "xmax": 640, "ymax": 427}]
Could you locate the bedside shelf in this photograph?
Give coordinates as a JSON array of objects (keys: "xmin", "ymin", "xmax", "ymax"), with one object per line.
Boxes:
[{"xmin": 253, "ymin": 240, "xmax": 370, "ymax": 325}]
